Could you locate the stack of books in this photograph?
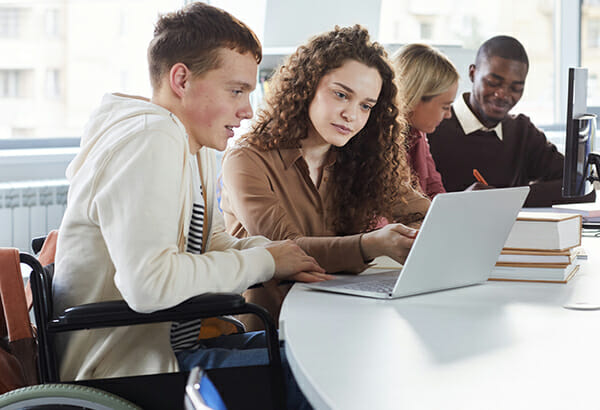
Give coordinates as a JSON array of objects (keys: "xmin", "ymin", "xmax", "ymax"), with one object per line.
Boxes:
[{"xmin": 489, "ymin": 212, "xmax": 583, "ymax": 283}]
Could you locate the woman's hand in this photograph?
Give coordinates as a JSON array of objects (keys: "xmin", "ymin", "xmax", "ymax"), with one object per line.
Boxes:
[{"xmin": 360, "ymin": 223, "xmax": 418, "ymax": 263}]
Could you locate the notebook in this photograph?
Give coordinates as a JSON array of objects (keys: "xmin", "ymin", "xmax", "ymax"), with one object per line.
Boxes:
[{"xmin": 304, "ymin": 187, "xmax": 530, "ymax": 299}]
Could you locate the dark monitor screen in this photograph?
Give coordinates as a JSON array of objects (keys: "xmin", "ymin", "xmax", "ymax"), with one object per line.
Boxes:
[{"xmin": 562, "ymin": 67, "xmax": 596, "ymax": 198}]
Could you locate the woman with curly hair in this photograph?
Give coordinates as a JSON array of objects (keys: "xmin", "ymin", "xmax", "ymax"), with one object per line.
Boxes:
[
  {"xmin": 220, "ymin": 25, "xmax": 430, "ymax": 329},
  {"xmin": 393, "ymin": 43, "xmax": 459, "ymax": 199}
]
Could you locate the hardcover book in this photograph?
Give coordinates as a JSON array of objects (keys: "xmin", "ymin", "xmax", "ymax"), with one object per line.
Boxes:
[
  {"xmin": 496, "ymin": 246, "xmax": 584, "ymax": 268},
  {"xmin": 489, "ymin": 263, "xmax": 579, "ymax": 283},
  {"xmin": 503, "ymin": 212, "xmax": 582, "ymax": 251}
]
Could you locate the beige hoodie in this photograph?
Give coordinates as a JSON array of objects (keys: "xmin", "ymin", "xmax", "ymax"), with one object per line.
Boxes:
[{"xmin": 54, "ymin": 93, "xmax": 274, "ymax": 380}]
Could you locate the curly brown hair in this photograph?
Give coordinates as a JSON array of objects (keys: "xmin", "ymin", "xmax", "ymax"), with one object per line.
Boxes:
[{"xmin": 244, "ymin": 25, "xmax": 413, "ymax": 235}]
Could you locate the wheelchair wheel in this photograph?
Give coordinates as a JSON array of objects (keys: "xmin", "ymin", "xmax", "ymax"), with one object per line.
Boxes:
[{"xmin": 0, "ymin": 383, "xmax": 141, "ymax": 410}]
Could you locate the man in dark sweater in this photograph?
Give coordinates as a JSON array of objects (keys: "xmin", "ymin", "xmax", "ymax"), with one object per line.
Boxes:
[{"xmin": 427, "ymin": 35, "xmax": 594, "ymax": 207}]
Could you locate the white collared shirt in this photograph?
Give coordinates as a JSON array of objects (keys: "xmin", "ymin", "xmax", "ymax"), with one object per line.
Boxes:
[{"xmin": 453, "ymin": 92, "xmax": 503, "ymax": 141}]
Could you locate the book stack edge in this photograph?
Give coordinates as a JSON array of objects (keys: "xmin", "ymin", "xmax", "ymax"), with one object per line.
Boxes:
[{"xmin": 488, "ymin": 212, "xmax": 583, "ymax": 283}]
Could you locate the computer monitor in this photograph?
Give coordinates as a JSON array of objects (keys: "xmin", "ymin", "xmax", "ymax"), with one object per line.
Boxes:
[{"xmin": 562, "ymin": 67, "xmax": 597, "ymax": 198}]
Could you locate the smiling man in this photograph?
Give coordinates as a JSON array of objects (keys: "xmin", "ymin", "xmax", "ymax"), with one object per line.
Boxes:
[{"xmin": 427, "ymin": 35, "xmax": 592, "ymax": 206}]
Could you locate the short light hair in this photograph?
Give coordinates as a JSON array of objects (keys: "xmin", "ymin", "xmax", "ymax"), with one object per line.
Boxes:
[
  {"xmin": 393, "ymin": 44, "xmax": 459, "ymax": 111},
  {"xmin": 147, "ymin": 2, "xmax": 262, "ymax": 90}
]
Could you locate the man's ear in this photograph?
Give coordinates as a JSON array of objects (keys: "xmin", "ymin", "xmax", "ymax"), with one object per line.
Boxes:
[
  {"xmin": 169, "ymin": 63, "xmax": 190, "ymax": 98},
  {"xmin": 468, "ymin": 64, "xmax": 476, "ymax": 83}
]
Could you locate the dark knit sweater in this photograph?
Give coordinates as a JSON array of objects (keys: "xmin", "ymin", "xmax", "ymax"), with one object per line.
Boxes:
[{"xmin": 427, "ymin": 108, "xmax": 594, "ymax": 206}]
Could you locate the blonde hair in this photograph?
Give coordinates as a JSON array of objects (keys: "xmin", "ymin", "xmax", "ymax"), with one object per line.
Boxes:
[{"xmin": 393, "ymin": 44, "xmax": 459, "ymax": 112}]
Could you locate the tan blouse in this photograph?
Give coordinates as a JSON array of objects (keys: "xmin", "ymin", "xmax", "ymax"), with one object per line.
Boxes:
[{"xmin": 221, "ymin": 144, "xmax": 430, "ymax": 274}]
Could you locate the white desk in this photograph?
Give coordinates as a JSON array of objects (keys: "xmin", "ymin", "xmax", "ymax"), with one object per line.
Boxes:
[{"xmin": 280, "ymin": 237, "xmax": 600, "ymax": 410}]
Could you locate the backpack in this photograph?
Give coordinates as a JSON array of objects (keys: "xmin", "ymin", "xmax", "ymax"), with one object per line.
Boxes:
[{"xmin": 0, "ymin": 248, "xmax": 38, "ymax": 394}]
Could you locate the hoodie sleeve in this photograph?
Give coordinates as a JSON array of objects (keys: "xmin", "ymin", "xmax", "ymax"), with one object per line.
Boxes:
[
  {"xmin": 88, "ymin": 128, "xmax": 274, "ymax": 313},
  {"xmin": 208, "ymin": 195, "xmax": 274, "ymax": 252}
]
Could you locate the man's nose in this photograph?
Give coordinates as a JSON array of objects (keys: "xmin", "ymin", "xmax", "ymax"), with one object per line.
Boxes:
[
  {"xmin": 238, "ymin": 97, "xmax": 253, "ymax": 120},
  {"xmin": 493, "ymin": 87, "xmax": 508, "ymax": 99}
]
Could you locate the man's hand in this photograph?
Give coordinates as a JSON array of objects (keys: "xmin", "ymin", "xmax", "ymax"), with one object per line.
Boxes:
[
  {"xmin": 360, "ymin": 223, "xmax": 418, "ymax": 263},
  {"xmin": 465, "ymin": 182, "xmax": 495, "ymax": 191},
  {"xmin": 289, "ymin": 271, "xmax": 335, "ymax": 283},
  {"xmin": 265, "ymin": 240, "xmax": 326, "ymax": 280}
]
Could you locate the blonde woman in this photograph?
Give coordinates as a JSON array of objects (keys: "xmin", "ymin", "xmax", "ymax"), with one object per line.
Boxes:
[{"xmin": 393, "ymin": 43, "xmax": 459, "ymax": 199}]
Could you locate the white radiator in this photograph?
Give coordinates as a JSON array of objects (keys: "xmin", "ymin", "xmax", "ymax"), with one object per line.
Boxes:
[{"xmin": 0, "ymin": 180, "xmax": 68, "ymax": 251}]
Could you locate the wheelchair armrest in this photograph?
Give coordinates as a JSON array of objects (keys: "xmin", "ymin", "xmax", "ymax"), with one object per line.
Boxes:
[
  {"xmin": 49, "ymin": 293, "xmax": 246, "ymax": 332},
  {"xmin": 247, "ymin": 280, "xmax": 295, "ymax": 289}
]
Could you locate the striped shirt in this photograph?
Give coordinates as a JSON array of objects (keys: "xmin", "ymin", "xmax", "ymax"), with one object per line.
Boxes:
[{"xmin": 170, "ymin": 157, "xmax": 206, "ymax": 352}]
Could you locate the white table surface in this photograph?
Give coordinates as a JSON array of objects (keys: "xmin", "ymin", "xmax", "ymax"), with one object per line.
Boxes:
[{"xmin": 279, "ymin": 237, "xmax": 600, "ymax": 410}]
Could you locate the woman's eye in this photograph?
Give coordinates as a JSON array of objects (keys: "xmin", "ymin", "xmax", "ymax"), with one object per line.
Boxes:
[
  {"xmin": 334, "ymin": 91, "xmax": 347, "ymax": 99},
  {"xmin": 361, "ymin": 104, "xmax": 373, "ymax": 111}
]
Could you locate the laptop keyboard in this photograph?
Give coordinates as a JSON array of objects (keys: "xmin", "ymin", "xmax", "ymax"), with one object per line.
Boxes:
[{"xmin": 338, "ymin": 278, "xmax": 396, "ymax": 294}]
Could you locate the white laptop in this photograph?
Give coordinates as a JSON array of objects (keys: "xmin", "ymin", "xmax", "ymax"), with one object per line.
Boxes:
[{"xmin": 305, "ymin": 187, "xmax": 530, "ymax": 299}]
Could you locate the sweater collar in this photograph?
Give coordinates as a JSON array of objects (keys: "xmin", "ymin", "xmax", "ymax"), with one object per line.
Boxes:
[{"xmin": 454, "ymin": 92, "xmax": 503, "ymax": 141}]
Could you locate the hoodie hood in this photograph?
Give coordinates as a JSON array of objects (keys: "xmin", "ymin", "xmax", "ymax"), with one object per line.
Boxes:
[{"xmin": 66, "ymin": 93, "xmax": 187, "ymax": 180}]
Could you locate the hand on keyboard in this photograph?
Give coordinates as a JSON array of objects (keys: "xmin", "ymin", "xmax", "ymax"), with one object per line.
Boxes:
[{"xmin": 360, "ymin": 223, "xmax": 418, "ymax": 263}]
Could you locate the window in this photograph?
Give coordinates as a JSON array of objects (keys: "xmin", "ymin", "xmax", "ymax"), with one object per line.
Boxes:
[
  {"xmin": 582, "ymin": 1, "xmax": 600, "ymax": 108},
  {"xmin": 419, "ymin": 21, "xmax": 433, "ymax": 41},
  {"xmin": 45, "ymin": 69, "xmax": 61, "ymax": 99},
  {"xmin": 379, "ymin": 0, "xmax": 556, "ymax": 126},
  {"xmin": 588, "ymin": 19, "xmax": 600, "ymax": 48},
  {"xmin": 0, "ymin": 70, "xmax": 22, "ymax": 98},
  {"xmin": 118, "ymin": 10, "xmax": 128, "ymax": 37},
  {"xmin": 0, "ymin": 0, "xmax": 588, "ymax": 145},
  {"xmin": 0, "ymin": 8, "xmax": 21, "ymax": 38},
  {"xmin": 45, "ymin": 8, "xmax": 60, "ymax": 38},
  {"xmin": 0, "ymin": 1, "xmax": 182, "ymax": 141}
]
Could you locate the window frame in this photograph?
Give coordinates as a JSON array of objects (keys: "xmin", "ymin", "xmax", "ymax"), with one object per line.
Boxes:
[{"xmin": 0, "ymin": 0, "xmax": 591, "ymax": 151}]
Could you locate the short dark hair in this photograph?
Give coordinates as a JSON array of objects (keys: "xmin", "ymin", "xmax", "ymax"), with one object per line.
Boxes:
[
  {"xmin": 147, "ymin": 2, "xmax": 262, "ymax": 89},
  {"xmin": 475, "ymin": 35, "xmax": 529, "ymax": 68}
]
